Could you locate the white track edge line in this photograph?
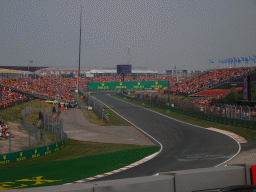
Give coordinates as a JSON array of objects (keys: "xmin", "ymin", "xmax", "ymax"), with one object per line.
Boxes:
[
  {"xmin": 72, "ymin": 94, "xmax": 163, "ymax": 180},
  {"xmin": 90, "ymin": 95, "xmax": 163, "ymax": 154},
  {"xmin": 108, "ymin": 94, "xmax": 241, "ymax": 168}
]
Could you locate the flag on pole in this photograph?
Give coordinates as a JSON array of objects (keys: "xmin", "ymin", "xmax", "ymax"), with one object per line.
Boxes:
[
  {"xmin": 249, "ymin": 56, "xmax": 253, "ymax": 61},
  {"xmin": 241, "ymin": 57, "xmax": 245, "ymax": 61},
  {"xmin": 244, "ymin": 57, "xmax": 249, "ymax": 63}
]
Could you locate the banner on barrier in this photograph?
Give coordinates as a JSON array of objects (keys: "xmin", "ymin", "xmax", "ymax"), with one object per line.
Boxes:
[
  {"xmin": 88, "ymin": 81, "xmax": 168, "ymax": 91},
  {"xmin": 0, "ymin": 139, "xmax": 67, "ymax": 165}
]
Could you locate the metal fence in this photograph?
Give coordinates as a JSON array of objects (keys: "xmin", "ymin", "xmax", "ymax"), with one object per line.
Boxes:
[
  {"xmin": 41, "ymin": 107, "xmax": 67, "ymax": 144},
  {"xmin": 116, "ymin": 93, "xmax": 256, "ymax": 130},
  {"xmin": 78, "ymin": 87, "xmax": 109, "ymax": 123},
  {"xmin": 2, "ymin": 106, "xmax": 67, "ymax": 155},
  {"xmin": 78, "ymin": 87, "xmax": 89, "ymax": 101},
  {"xmin": 21, "ymin": 106, "xmax": 41, "ymax": 147},
  {"xmin": 135, "ymin": 93, "xmax": 256, "ymax": 122}
]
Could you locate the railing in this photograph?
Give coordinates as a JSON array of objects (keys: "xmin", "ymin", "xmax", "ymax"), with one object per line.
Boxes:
[
  {"xmin": 78, "ymin": 87, "xmax": 109, "ymax": 123},
  {"xmin": 0, "ymin": 106, "xmax": 67, "ymax": 163},
  {"xmin": 21, "ymin": 107, "xmax": 41, "ymax": 144},
  {"xmin": 41, "ymin": 107, "xmax": 67, "ymax": 142},
  {"xmin": 118, "ymin": 93, "xmax": 256, "ymax": 129}
]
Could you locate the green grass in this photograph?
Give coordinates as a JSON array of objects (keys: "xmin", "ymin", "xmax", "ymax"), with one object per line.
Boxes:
[
  {"xmin": 0, "ymin": 100, "xmax": 53, "ymax": 123},
  {"xmin": 0, "ymin": 100, "xmax": 56, "ymax": 150},
  {"xmin": 72, "ymin": 92, "xmax": 130, "ymax": 126},
  {"xmin": 113, "ymin": 94, "xmax": 256, "ymax": 142},
  {"xmin": 0, "ymin": 138, "xmax": 158, "ymax": 190},
  {"xmin": 0, "ymin": 98, "xmax": 159, "ymax": 190},
  {"xmin": 103, "ymin": 107, "xmax": 131, "ymax": 126}
]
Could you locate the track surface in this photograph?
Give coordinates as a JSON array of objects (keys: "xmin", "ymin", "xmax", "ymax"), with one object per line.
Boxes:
[{"xmin": 89, "ymin": 92, "xmax": 240, "ymax": 182}]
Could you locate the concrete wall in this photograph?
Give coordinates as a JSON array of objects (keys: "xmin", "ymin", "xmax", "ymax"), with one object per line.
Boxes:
[{"xmin": 6, "ymin": 163, "xmax": 256, "ymax": 192}]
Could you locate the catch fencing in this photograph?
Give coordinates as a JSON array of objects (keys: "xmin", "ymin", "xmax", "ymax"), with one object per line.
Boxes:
[
  {"xmin": 21, "ymin": 106, "xmax": 41, "ymax": 147},
  {"xmin": 0, "ymin": 106, "xmax": 67, "ymax": 163},
  {"xmin": 78, "ymin": 87, "xmax": 109, "ymax": 123},
  {"xmin": 4, "ymin": 106, "xmax": 67, "ymax": 154},
  {"xmin": 41, "ymin": 107, "xmax": 67, "ymax": 143},
  {"xmin": 120, "ymin": 93, "xmax": 256, "ymax": 130},
  {"xmin": 136, "ymin": 93, "xmax": 256, "ymax": 121}
]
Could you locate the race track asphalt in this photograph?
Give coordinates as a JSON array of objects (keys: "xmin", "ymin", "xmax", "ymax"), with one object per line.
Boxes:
[{"xmin": 88, "ymin": 92, "xmax": 240, "ymax": 182}]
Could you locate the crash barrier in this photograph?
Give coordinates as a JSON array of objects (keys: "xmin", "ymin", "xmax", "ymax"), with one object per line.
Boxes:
[
  {"xmin": 119, "ymin": 93, "xmax": 256, "ymax": 130},
  {"xmin": 78, "ymin": 87, "xmax": 109, "ymax": 123},
  {"xmin": 0, "ymin": 138, "xmax": 67, "ymax": 165},
  {"xmin": 76, "ymin": 100, "xmax": 82, "ymax": 109},
  {"xmin": 15, "ymin": 163, "xmax": 256, "ymax": 192},
  {"xmin": 137, "ymin": 93, "xmax": 256, "ymax": 122},
  {"xmin": 78, "ymin": 86, "xmax": 89, "ymax": 101},
  {"xmin": 87, "ymin": 96, "xmax": 109, "ymax": 123},
  {"xmin": 21, "ymin": 107, "xmax": 41, "ymax": 145},
  {"xmin": 41, "ymin": 107, "xmax": 67, "ymax": 142}
]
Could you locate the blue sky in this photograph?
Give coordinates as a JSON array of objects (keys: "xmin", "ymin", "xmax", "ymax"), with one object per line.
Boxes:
[{"xmin": 0, "ymin": 0, "xmax": 256, "ymax": 73}]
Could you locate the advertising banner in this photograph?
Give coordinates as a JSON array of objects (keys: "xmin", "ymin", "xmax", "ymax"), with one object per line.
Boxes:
[
  {"xmin": 88, "ymin": 81, "xmax": 168, "ymax": 91},
  {"xmin": 0, "ymin": 139, "xmax": 67, "ymax": 165}
]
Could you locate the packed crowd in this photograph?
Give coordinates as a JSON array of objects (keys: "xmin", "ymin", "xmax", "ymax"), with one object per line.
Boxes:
[
  {"xmin": 0, "ymin": 87, "xmax": 28, "ymax": 109},
  {"xmin": 0, "ymin": 67, "xmax": 254, "ymax": 106},
  {"xmin": 192, "ymin": 89, "xmax": 231, "ymax": 97},
  {"xmin": 0, "ymin": 120, "xmax": 11, "ymax": 139},
  {"xmin": 192, "ymin": 97, "xmax": 215, "ymax": 107},
  {"xmin": 170, "ymin": 67, "xmax": 255, "ymax": 94},
  {"xmin": 0, "ymin": 77, "xmax": 90, "ymax": 102}
]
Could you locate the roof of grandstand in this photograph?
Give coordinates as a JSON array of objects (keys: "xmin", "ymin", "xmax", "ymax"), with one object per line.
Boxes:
[
  {"xmin": 0, "ymin": 66, "xmax": 49, "ymax": 72},
  {"xmin": 86, "ymin": 69, "xmax": 158, "ymax": 74}
]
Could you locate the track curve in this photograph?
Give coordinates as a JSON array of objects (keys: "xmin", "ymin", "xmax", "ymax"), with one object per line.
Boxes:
[{"xmin": 88, "ymin": 92, "xmax": 240, "ymax": 182}]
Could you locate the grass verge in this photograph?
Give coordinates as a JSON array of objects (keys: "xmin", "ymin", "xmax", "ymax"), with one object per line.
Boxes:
[
  {"xmin": 0, "ymin": 100, "xmax": 52, "ymax": 123},
  {"xmin": 0, "ymin": 138, "xmax": 158, "ymax": 190},
  {"xmin": 113, "ymin": 94, "xmax": 256, "ymax": 142},
  {"xmin": 72, "ymin": 92, "xmax": 130, "ymax": 126}
]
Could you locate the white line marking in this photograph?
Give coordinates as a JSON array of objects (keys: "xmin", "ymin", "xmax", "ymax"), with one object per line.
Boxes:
[{"xmin": 108, "ymin": 94, "xmax": 241, "ymax": 168}]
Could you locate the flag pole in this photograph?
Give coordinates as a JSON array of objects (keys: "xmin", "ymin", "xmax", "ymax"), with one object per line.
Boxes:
[{"xmin": 78, "ymin": 6, "xmax": 82, "ymax": 78}]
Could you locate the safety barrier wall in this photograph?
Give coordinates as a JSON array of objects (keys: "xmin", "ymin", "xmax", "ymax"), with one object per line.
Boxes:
[
  {"xmin": 119, "ymin": 93, "xmax": 256, "ymax": 130},
  {"xmin": 0, "ymin": 139, "xmax": 67, "ymax": 165},
  {"xmin": 16, "ymin": 164, "xmax": 256, "ymax": 192}
]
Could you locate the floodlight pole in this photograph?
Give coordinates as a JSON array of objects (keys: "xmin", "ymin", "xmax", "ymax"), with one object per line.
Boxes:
[
  {"xmin": 168, "ymin": 80, "xmax": 170, "ymax": 105},
  {"xmin": 77, "ymin": 60, "xmax": 79, "ymax": 102}
]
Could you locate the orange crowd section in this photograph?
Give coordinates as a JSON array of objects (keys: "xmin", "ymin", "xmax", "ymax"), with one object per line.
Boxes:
[
  {"xmin": 0, "ymin": 77, "xmax": 90, "ymax": 102},
  {"xmin": 0, "ymin": 87, "xmax": 28, "ymax": 109},
  {"xmin": 170, "ymin": 67, "xmax": 255, "ymax": 94},
  {"xmin": 0, "ymin": 67, "xmax": 253, "ymax": 109},
  {"xmin": 193, "ymin": 89, "xmax": 231, "ymax": 96}
]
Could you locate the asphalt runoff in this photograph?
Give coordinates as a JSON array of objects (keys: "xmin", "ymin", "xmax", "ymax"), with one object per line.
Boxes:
[{"xmin": 88, "ymin": 92, "xmax": 240, "ymax": 182}]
